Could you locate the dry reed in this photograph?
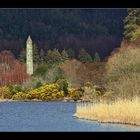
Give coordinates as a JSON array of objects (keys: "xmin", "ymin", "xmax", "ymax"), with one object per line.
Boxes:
[{"xmin": 75, "ymin": 98, "xmax": 140, "ymax": 126}]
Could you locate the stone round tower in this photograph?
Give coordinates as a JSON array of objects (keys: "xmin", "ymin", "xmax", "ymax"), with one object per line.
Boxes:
[{"xmin": 26, "ymin": 35, "xmax": 33, "ymax": 75}]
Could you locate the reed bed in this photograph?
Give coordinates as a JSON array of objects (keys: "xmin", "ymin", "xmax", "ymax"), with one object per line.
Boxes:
[{"xmin": 75, "ymin": 98, "xmax": 140, "ymax": 126}]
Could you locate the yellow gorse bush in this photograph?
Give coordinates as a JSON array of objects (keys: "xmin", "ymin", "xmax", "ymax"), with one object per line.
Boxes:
[
  {"xmin": 68, "ymin": 87, "xmax": 77, "ymax": 96},
  {"xmin": 12, "ymin": 92, "xmax": 27, "ymax": 100},
  {"xmin": 12, "ymin": 83, "xmax": 64, "ymax": 101},
  {"xmin": 0, "ymin": 86, "xmax": 9, "ymax": 95},
  {"xmin": 68, "ymin": 87, "xmax": 83, "ymax": 101},
  {"xmin": 0, "ymin": 86, "xmax": 12, "ymax": 98},
  {"xmin": 0, "ymin": 82, "xmax": 85, "ymax": 101}
]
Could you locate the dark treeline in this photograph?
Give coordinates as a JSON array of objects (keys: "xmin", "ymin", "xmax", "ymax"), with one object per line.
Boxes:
[{"xmin": 0, "ymin": 9, "xmax": 127, "ymax": 59}]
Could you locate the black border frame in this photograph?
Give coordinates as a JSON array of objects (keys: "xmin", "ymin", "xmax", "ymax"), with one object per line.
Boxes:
[
  {"xmin": 0, "ymin": 0, "xmax": 139, "ymax": 8},
  {"xmin": 0, "ymin": 0, "xmax": 139, "ymax": 139}
]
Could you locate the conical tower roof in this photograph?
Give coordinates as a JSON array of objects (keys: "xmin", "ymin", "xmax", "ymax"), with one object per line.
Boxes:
[{"xmin": 26, "ymin": 35, "xmax": 32, "ymax": 43}]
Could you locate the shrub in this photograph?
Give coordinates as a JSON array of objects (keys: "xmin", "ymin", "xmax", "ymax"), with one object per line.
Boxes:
[
  {"xmin": 12, "ymin": 92, "xmax": 27, "ymax": 100},
  {"xmin": 84, "ymin": 86, "xmax": 94, "ymax": 95},
  {"xmin": 68, "ymin": 88, "xmax": 83, "ymax": 101},
  {"xmin": 84, "ymin": 84, "xmax": 105, "ymax": 96},
  {"xmin": 106, "ymin": 47, "xmax": 140, "ymax": 81},
  {"xmin": 40, "ymin": 93, "xmax": 48, "ymax": 101},
  {"xmin": 56, "ymin": 79, "xmax": 68, "ymax": 96},
  {"xmin": 33, "ymin": 64, "xmax": 49, "ymax": 85},
  {"xmin": 93, "ymin": 85, "xmax": 106, "ymax": 96},
  {"xmin": 22, "ymin": 77, "xmax": 44, "ymax": 89},
  {"xmin": 0, "ymin": 86, "xmax": 12, "ymax": 99},
  {"xmin": 27, "ymin": 90, "xmax": 40, "ymax": 99},
  {"xmin": 55, "ymin": 91, "xmax": 64, "ymax": 98},
  {"xmin": 0, "ymin": 50, "xmax": 30, "ymax": 87},
  {"xmin": 22, "ymin": 79, "xmax": 35, "ymax": 89},
  {"xmin": 61, "ymin": 60, "xmax": 105, "ymax": 87},
  {"xmin": 8, "ymin": 84, "xmax": 23, "ymax": 95},
  {"xmin": 0, "ymin": 83, "xmax": 66, "ymax": 101},
  {"xmin": 78, "ymin": 62, "xmax": 105, "ymax": 86},
  {"xmin": 61, "ymin": 59, "xmax": 82, "ymax": 87},
  {"xmin": 106, "ymin": 47, "xmax": 140, "ymax": 99},
  {"xmin": 26, "ymin": 83, "xmax": 64, "ymax": 101},
  {"xmin": 71, "ymin": 90, "xmax": 83, "ymax": 101},
  {"xmin": 45, "ymin": 65, "xmax": 64, "ymax": 84},
  {"xmin": 106, "ymin": 73, "xmax": 140, "ymax": 99},
  {"xmin": 35, "ymin": 81, "xmax": 43, "ymax": 88},
  {"xmin": 82, "ymin": 84, "xmax": 107, "ymax": 102},
  {"xmin": 34, "ymin": 64, "xmax": 48, "ymax": 77},
  {"xmin": 84, "ymin": 81, "xmax": 91, "ymax": 87}
]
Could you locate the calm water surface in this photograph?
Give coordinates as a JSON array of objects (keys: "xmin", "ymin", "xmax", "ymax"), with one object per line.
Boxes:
[{"xmin": 0, "ymin": 102, "xmax": 140, "ymax": 131}]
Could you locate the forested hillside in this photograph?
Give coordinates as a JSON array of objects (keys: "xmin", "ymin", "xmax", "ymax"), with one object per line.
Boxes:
[{"xmin": 0, "ymin": 9, "xmax": 127, "ymax": 59}]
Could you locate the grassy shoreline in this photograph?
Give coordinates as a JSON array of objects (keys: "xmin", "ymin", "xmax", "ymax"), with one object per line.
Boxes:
[
  {"xmin": 0, "ymin": 97, "xmax": 81, "ymax": 102},
  {"xmin": 75, "ymin": 98, "xmax": 140, "ymax": 126}
]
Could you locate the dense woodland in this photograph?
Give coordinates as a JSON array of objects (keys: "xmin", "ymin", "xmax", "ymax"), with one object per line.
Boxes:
[{"xmin": 0, "ymin": 9, "xmax": 127, "ymax": 59}]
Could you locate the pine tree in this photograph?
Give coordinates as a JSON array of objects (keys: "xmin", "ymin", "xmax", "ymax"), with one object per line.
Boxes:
[
  {"xmin": 94, "ymin": 52, "xmax": 101, "ymax": 62},
  {"xmin": 19, "ymin": 48, "xmax": 26, "ymax": 63},
  {"xmin": 33, "ymin": 43, "xmax": 40, "ymax": 64},
  {"xmin": 124, "ymin": 9, "xmax": 140, "ymax": 41},
  {"xmin": 61, "ymin": 50, "xmax": 69, "ymax": 62},
  {"xmin": 40, "ymin": 48, "xmax": 45, "ymax": 64},
  {"xmin": 67, "ymin": 48, "xmax": 75, "ymax": 59},
  {"xmin": 78, "ymin": 48, "xmax": 92, "ymax": 63},
  {"xmin": 46, "ymin": 49, "xmax": 53, "ymax": 65},
  {"xmin": 46, "ymin": 48, "xmax": 62, "ymax": 65},
  {"xmin": 51, "ymin": 48, "xmax": 62, "ymax": 64}
]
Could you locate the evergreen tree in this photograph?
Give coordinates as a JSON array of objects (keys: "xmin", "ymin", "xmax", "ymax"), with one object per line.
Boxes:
[
  {"xmin": 61, "ymin": 50, "xmax": 69, "ymax": 62},
  {"xmin": 124, "ymin": 9, "xmax": 140, "ymax": 41},
  {"xmin": 67, "ymin": 48, "xmax": 75, "ymax": 59},
  {"xmin": 51, "ymin": 48, "xmax": 62, "ymax": 64},
  {"xmin": 46, "ymin": 48, "xmax": 62, "ymax": 65},
  {"xmin": 34, "ymin": 64, "xmax": 48, "ymax": 77},
  {"xmin": 19, "ymin": 48, "xmax": 26, "ymax": 63},
  {"xmin": 78, "ymin": 48, "xmax": 92, "ymax": 63},
  {"xmin": 33, "ymin": 43, "xmax": 40, "ymax": 64},
  {"xmin": 94, "ymin": 52, "xmax": 101, "ymax": 62},
  {"xmin": 46, "ymin": 49, "xmax": 53, "ymax": 65},
  {"xmin": 40, "ymin": 48, "xmax": 45, "ymax": 64}
]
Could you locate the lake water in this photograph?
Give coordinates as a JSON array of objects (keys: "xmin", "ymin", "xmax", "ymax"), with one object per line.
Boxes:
[{"xmin": 0, "ymin": 102, "xmax": 140, "ymax": 132}]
